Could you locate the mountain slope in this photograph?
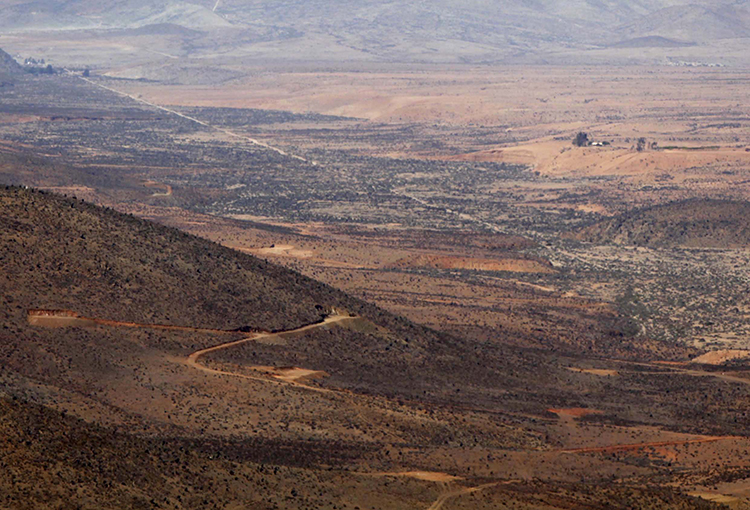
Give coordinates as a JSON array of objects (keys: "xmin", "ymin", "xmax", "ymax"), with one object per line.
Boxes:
[
  {"xmin": 0, "ymin": 186, "xmax": 541, "ymax": 416},
  {"xmin": 0, "ymin": 186, "xmax": 556, "ymax": 508},
  {"xmin": 0, "ymin": 396, "xmax": 371, "ymax": 510},
  {"xmin": 0, "ymin": 187, "xmax": 340, "ymax": 331}
]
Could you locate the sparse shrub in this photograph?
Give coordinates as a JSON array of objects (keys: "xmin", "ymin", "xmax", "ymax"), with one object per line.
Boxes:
[{"xmin": 573, "ymin": 132, "xmax": 589, "ymax": 147}]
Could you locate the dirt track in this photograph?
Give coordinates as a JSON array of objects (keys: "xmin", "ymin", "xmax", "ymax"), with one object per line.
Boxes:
[
  {"xmin": 28, "ymin": 309, "xmax": 236, "ymax": 335},
  {"xmin": 31, "ymin": 308, "xmax": 358, "ymax": 393},
  {"xmin": 143, "ymin": 180, "xmax": 173, "ymax": 197},
  {"xmin": 558, "ymin": 436, "xmax": 731, "ymax": 454},
  {"xmin": 667, "ymin": 366, "xmax": 750, "ymax": 387},
  {"xmin": 186, "ymin": 313, "xmax": 357, "ymax": 366},
  {"xmin": 77, "ymin": 74, "xmax": 310, "ymax": 163},
  {"xmin": 185, "ymin": 313, "xmax": 359, "ymax": 393}
]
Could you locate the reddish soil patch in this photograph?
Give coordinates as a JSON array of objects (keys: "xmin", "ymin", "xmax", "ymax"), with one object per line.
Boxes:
[{"xmin": 547, "ymin": 408, "xmax": 603, "ymax": 418}]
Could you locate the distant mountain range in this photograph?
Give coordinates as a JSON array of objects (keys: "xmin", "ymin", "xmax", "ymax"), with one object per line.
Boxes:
[{"xmin": 1, "ymin": 1, "xmax": 748, "ymax": 64}]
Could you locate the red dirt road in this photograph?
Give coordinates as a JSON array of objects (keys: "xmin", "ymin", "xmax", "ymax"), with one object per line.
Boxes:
[{"xmin": 557, "ymin": 436, "xmax": 732, "ymax": 454}]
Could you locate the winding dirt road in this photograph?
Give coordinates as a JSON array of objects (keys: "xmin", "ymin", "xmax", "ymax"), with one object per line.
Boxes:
[
  {"xmin": 663, "ymin": 366, "xmax": 750, "ymax": 387},
  {"xmin": 30, "ymin": 309, "xmax": 358, "ymax": 393},
  {"xmin": 185, "ymin": 313, "xmax": 358, "ymax": 393}
]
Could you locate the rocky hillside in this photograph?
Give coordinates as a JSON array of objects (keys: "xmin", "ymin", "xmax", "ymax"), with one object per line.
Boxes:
[
  {"xmin": 569, "ymin": 199, "xmax": 750, "ymax": 248},
  {"xmin": 0, "ymin": 186, "xmax": 347, "ymax": 332},
  {"xmin": 0, "ymin": 186, "xmax": 554, "ymax": 409}
]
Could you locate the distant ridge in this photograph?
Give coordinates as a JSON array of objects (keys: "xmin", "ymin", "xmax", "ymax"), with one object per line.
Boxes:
[
  {"xmin": 616, "ymin": 4, "xmax": 750, "ymax": 42},
  {"xmin": 569, "ymin": 199, "xmax": 750, "ymax": 249},
  {"xmin": 0, "ymin": 1, "xmax": 748, "ymax": 64},
  {"xmin": 0, "ymin": 48, "xmax": 22, "ymax": 76},
  {"xmin": 610, "ymin": 36, "xmax": 696, "ymax": 48}
]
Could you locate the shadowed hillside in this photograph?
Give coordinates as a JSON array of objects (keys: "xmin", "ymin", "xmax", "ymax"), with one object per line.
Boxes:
[
  {"xmin": 0, "ymin": 396, "xmax": 372, "ymax": 509},
  {"xmin": 569, "ymin": 199, "xmax": 750, "ymax": 248}
]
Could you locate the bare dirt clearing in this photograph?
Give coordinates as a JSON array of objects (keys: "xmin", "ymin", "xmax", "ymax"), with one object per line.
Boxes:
[
  {"xmin": 689, "ymin": 492, "xmax": 743, "ymax": 506},
  {"xmin": 246, "ymin": 244, "xmax": 314, "ymax": 259},
  {"xmin": 451, "ymin": 141, "xmax": 750, "ymax": 180},
  {"xmin": 265, "ymin": 366, "xmax": 329, "ymax": 383}
]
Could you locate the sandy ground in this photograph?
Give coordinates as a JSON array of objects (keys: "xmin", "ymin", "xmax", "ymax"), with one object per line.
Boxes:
[
  {"xmin": 692, "ymin": 349, "xmax": 750, "ymax": 365},
  {"xmin": 246, "ymin": 244, "xmax": 314, "ymax": 259},
  {"xmin": 112, "ymin": 66, "xmax": 750, "ymax": 130},
  {"xmin": 449, "ymin": 141, "xmax": 750, "ymax": 179}
]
